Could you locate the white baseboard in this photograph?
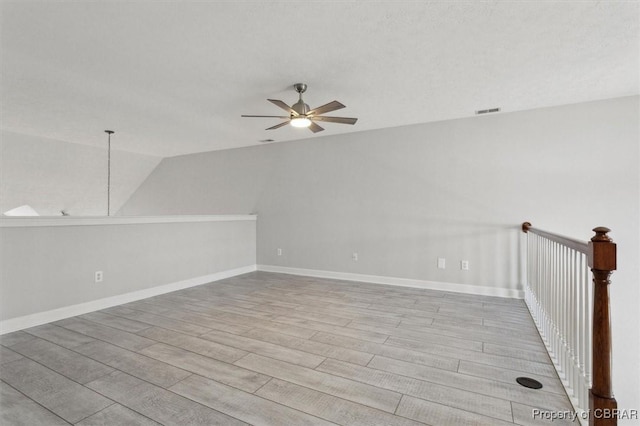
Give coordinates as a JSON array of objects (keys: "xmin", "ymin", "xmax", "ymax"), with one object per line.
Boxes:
[
  {"xmin": 0, "ymin": 264, "xmax": 257, "ymax": 335},
  {"xmin": 258, "ymin": 264, "xmax": 523, "ymax": 299}
]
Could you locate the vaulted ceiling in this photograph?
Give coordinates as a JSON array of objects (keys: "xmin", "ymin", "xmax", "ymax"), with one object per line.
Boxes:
[{"xmin": 1, "ymin": 1, "xmax": 638, "ymax": 157}]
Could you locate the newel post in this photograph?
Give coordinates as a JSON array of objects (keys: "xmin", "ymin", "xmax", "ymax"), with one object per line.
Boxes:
[{"xmin": 588, "ymin": 227, "xmax": 617, "ymax": 426}]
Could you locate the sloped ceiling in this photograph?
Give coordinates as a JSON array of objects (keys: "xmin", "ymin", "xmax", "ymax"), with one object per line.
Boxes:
[
  {"xmin": 1, "ymin": 1, "xmax": 638, "ymax": 157},
  {"xmin": 0, "ymin": 130, "xmax": 161, "ymax": 216}
]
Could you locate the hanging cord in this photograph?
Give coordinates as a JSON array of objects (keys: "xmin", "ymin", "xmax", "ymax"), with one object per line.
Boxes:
[{"xmin": 105, "ymin": 130, "xmax": 114, "ymax": 216}]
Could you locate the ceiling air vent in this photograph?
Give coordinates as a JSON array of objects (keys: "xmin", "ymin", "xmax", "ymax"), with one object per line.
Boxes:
[
  {"xmin": 475, "ymin": 107, "xmax": 501, "ymax": 115},
  {"xmin": 259, "ymin": 139, "xmax": 275, "ymax": 143}
]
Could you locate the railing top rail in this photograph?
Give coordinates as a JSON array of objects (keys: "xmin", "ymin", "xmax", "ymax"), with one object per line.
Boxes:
[{"xmin": 522, "ymin": 222, "xmax": 590, "ymax": 254}]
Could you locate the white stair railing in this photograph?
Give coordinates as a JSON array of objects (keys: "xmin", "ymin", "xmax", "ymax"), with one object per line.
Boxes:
[{"xmin": 522, "ymin": 223, "xmax": 617, "ymax": 426}]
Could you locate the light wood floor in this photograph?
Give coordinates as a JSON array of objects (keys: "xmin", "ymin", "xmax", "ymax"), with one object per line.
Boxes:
[{"xmin": 1, "ymin": 271, "xmax": 575, "ymax": 425}]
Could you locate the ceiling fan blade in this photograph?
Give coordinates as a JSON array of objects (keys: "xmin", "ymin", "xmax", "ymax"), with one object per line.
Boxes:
[
  {"xmin": 308, "ymin": 122, "xmax": 324, "ymax": 133},
  {"xmin": 268, "ymin": 99, "xmax": 297, "ymax": 116},
  {"xmin": 241, "ymin": 115, "xmax": 289, "ymax": 119},
  {"xmin": 312, "ymin": 116, "xmax": 358, "ymax": 125},
  {"xmin": 308, "ymin": 100, "xmax": 345, "ymax": 116},
  {"xmin": 266, "ymin": 121, "xmax": 290, "ymax": 130}
]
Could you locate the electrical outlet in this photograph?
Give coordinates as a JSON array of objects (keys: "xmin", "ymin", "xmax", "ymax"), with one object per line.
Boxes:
[
  {"xmin": 277, "ymin": 248, "xmax": 282, "ymax": 256},
  {"xmin": 352, "ymin": 252, "xmax": 358, "ymax": 261},
  {"xmin": 461, "ymin": 260, "xmax": 469, "ymax": 270},
  {"xmin": 95, "ymin": 271, "xmax": 103, "ymax": 283},
  {"xmin": 437, "ymin": 258, "xmax": 446, "ymax": 269}
]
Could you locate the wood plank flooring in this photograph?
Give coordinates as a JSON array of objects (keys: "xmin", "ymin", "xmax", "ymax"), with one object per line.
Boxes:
[{"xmin": 0, "ymin": 271, "xmax": 574, "ymax": 425}]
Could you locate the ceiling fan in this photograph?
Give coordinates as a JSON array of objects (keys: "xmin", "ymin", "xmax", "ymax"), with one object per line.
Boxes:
[{"xmin": 241, "ymin": 83, "xmax": 358, "ymax": 133}]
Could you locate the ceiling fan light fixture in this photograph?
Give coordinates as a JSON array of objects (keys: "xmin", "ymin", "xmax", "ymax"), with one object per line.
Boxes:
[{"xmin": 290, "ymin": 116, "xmax": 311, "ymax": 128}]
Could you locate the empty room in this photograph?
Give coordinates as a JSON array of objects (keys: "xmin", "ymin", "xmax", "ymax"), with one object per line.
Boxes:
[{"xmin": 0, "ymin": 1, "xmax": 638, "ymax": 425}]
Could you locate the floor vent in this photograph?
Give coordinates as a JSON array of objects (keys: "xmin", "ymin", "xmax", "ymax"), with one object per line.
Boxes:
[{"xmin": 516, "ymin": 377, "xmax": 543, "ymax": 389}]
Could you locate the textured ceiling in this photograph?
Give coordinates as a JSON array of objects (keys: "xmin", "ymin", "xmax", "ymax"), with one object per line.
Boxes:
[{"xmin": 1, "ymin": 1, "xmax": 638, "ymax": 157}]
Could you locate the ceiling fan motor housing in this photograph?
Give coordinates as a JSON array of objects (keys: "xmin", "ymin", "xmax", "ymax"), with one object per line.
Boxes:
[{"xmin": 292, "ymin": 99, "xmax": 310, "ymax": 116}]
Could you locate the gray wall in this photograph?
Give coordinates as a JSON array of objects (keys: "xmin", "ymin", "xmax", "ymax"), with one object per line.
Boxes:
[
  {"xmin": 121, "ymin": 96, "xmax": 639, "ymax": 413},
  {"xmin": 0, "ymin": 219, "xmax": 256, "ymax": 320},
  {"xmin": 122, "ymin": 96, "xmax": 638, "ymax": 290},
  {"xmin": 0, "ymin": 130, "xmax": 161, "ymax": 216}
]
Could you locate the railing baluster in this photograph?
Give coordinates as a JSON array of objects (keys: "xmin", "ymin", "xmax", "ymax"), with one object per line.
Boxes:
[
  {"xmin": 560, "ymin": 243, "xmax": 564, "ymax": 371},
  {"xmin": 578, "ymin": 253, "xmax": 585, "ymax": 410},
  {"xmin": 570, "ymin": 249, "xmax": 577, "ymax": 399},
  {"xmin": 581, "ymin": 252, "xmax": 589, "ymax": 411},
  {"xmin": 585, "ymin": 256, "xmax": 592, "ymax": 407}
]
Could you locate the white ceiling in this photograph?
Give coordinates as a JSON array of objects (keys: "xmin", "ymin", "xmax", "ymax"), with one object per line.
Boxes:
[{"xmin": 1, "ymin": 1, "xmax": 638, "ymax": 157}]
